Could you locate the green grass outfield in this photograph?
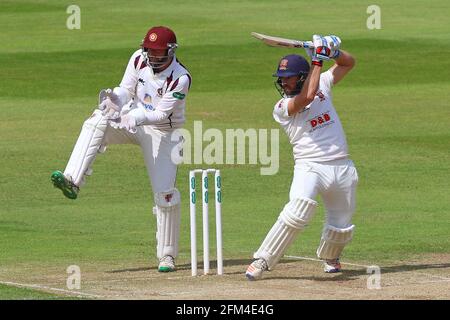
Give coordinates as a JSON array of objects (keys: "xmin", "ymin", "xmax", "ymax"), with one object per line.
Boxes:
[
  {"xmin": 0, "ymin": 0, "xmax": 449, "ymax": 298},
  {"xmin": 0, "ymin": 283, "xmax": 79, "ymax": 299}
]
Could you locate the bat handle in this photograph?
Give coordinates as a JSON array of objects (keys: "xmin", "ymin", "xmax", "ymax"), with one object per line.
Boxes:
[{"xmin": 302, "ymin": 41, "xmax": 314, "ymax": 49}]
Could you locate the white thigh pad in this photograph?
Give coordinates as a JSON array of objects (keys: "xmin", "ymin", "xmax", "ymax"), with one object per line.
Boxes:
[
  {"xmin": 316, "ymin": 224, "xmax": 355, "ymax": 260},
  {"xmin": 64, "ymin": 109, "xmax": 108, "ymax": 186},
  {"xmin": 153, "ymin": 188, "xmax": 181, "ymax": 259},
  {"xmin": 254, "ymin": 198, "xmax": 317, "ymax": 269}
]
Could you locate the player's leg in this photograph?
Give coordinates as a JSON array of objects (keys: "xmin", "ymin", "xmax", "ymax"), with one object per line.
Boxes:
[
  {"xmin": 153, "ymin": 187, "xmax": 181, "ymax": 272},
  {"xmin": 317, "ymin": 160, "xmax": 358, "ymax": 273},
  {"xmin": 51, "ymin": 109, "xmax": 137, "ymax": 199},
  {"xmin": 139, "ymin": 127, "xmax": 181, "ymax": 272},
  {"xmin": 246, "ymin": 162, "xmax": 320, "ymax": 280}
]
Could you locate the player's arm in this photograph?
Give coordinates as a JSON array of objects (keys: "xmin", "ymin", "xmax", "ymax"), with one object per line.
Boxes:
[
  {"xmin": 114, "ymin": 50, "xmax": 142, "ymax": 104},
  {"xmin": 287, "ymin": 64, "xmax": 322, "ymax": 115},
  {"xmin": 286, "ymin": 34, "xmax": 333, "ymax": 115},
  {"xmin": 328, "ymin": 50, "xmax": 355, "ymax": 85}
]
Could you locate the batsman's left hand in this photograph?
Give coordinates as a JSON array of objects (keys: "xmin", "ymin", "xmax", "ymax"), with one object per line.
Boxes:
[{"xmin": 312, "ymin": 34, "xmax": 331, "ymax": 61}]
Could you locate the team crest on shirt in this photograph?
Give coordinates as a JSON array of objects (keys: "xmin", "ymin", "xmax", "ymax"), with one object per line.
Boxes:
[
  {"xmin": 279, "ymin": 59, "xmax": 288, "ymax": 70},
  {"xmin": 143, "ymin": 94, "xmax": 154, "ymax": 110}
]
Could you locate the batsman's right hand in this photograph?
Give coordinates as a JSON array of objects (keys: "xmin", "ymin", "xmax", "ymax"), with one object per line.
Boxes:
[
  {"xmin": 98, "ymin": 88, "xmax": 121, "ymax": 119},
  {"xmin": 323, "ymin": 35, "xmax": 341, "ymax": 59}
]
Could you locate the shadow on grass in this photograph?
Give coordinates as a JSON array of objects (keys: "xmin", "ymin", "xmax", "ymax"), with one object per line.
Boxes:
[
  {"xmin": 264, "ymin": 260, "xmax": 450, "ymax": 281},
  {"xmin": 106, "ymin": 258, "xmax": 252, "ymax": 273},
  {"xmin": 105, "ymin": 258, "xmax": 450, "ymax": 283}
]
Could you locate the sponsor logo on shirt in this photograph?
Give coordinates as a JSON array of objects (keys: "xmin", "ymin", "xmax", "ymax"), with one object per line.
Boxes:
[
  {"xmin": 173, "ymin": 92, "xmax": 185, "ymax": 100},
  {"xmin": 143, "ymin": 94, "xmax": 154, "ymax": 110},
  {"xmin": 308, "ymin": 111, "xmax": 334, "ymax": 132}
]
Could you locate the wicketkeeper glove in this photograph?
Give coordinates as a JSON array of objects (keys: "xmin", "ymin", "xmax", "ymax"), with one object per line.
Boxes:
[
  {"xmin": 118, "ymin": 113, "xmax": 137, "ymax": 134},
  {"xmin": 98, "ymin": 88, "xmax": 122, "ymax": 120}
]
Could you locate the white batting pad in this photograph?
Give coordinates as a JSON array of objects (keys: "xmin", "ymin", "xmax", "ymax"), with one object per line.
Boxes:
[
  {"xmin": 316, "ymin": 224, "xmax": 355, "ymax": 260},
  {"xmin": 153, "ymin": 188, "xmax": 181, "ymax": 259},
  {"xmin": 254, "ymin": 198, "xmax": 317, "ymax": 269},
  {"xmin": 64, "ymin": 109, "xmax": 108, "ymax": 187}
]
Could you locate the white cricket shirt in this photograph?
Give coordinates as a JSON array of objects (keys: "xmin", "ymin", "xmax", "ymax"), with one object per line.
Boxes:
[
  {"xmin": 115, "ymin": 49, "xmax": 191, "ymax": 130},
  {"xmin": 273, "ymin": 70, "xmax": 349, "ymax": 163}
]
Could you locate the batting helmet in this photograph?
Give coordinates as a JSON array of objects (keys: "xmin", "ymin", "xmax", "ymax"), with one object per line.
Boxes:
[
  {"xmin": 273, "ymin": 54, "xmax": 310, "ymax": 97},
  {"xmin": 141, "ymin": 26, "xmax": 178, "ymax": 71}
]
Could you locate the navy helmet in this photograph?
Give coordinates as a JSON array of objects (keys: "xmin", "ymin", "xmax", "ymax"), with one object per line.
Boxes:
[{"xmin": 273, "ymin": 54, "xmax": 310, "ymax": 97}]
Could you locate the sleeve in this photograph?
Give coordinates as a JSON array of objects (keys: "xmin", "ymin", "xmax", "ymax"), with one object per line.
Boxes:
[
  {"xmin": 320, "ymin": 70, "xmax": 334, "ymax": 93},
  {"xmin": 132, "ymin": 74, "xmax": 191, "ymax": 125},
  {"xmin": 272, "ymin": 98, "xmax": 292, "ymax": 125},
  {"xmin": 113, "ymin": 50, "xmax": 142, "ymax": 107}
]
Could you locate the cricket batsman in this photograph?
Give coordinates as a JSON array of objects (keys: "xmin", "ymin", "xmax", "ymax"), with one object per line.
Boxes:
[
  {"xmin": 51, "ymin": 26, "xmax": 191, "ymax": 272},
  {"xmin": 246, "ymin": 35, "xmax": 358, "ymax": 280}
]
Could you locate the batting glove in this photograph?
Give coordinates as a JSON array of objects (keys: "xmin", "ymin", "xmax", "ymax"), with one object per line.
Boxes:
[
  {"xmin": 312, "ymin": 34, "xmax": 331, "ymax": 66},
  {"xmin": 323, "ymin": 35, "xmax": 341, "ymax": 59},
  {"xmin": 304, "ymin": 45, "xmax": 324, "ymax": 66}
]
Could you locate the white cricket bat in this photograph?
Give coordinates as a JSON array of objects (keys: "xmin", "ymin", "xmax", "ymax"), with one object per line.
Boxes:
[{"xmin": 251, "ymin": 32, "xmax": 314, "ymax": 49}]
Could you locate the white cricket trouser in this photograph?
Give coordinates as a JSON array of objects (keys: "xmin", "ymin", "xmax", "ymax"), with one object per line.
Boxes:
[
  {"xmin": 63, "ymin": 111, "xmax": 183, "ymax": 260},
  {"xmin": 101, "ymin": 124, "xmax": 180, "ymax": 193},
  {"xmin": 103, "ymin": 124, "xmax": 182, "ymax": 259},
  {"xmin": 289, "ymin": 158, "xmax": 359, "ymax": 228}
]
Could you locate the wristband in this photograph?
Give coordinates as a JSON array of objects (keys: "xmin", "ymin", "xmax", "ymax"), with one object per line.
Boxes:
[
  {"xmin": 332, "ymin": 50, "xmax": 341, "ymax": 59},
  {"xmin": 312, "ymin": 60, "xmax": 323, "ymax": 67}
]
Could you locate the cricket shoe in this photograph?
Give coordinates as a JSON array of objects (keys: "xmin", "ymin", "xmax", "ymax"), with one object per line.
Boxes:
[
  {"xmin": 158, "ymin": 255, "xmax": 175, "ymax": 272},
  {"xmin": 245, "ymin": 258, "xmax": 268, "ymax": 281},
  {"xmin": 323, "ymin": 258, "xmax": 342, "ymax": 273},
  {"xmin": 51, "ymin": 170, "xmax": 79, "ymax": 200}
]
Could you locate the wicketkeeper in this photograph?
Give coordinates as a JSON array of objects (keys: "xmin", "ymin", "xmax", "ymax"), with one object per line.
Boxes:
[
  {"xmin": 246, "ymin": 35, "xmax": 358, "ymax": 280},
  {"xmin": 51, "ymin": 26, "xmax": 191, "ymax": 272}
]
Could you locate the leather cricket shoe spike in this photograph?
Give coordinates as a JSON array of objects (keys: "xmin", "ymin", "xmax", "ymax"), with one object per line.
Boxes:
[
  {"xmin": 245, "ymin": 258, "xmax": 268, "ymax": 281},
  {"xmin": 51, "ymin": 170, "xmax": 79, "ymax": 200},
  {"xmin": 158, "ymin": 255, "xmax": 176, "ymax": 272},
  {"xmin": 323, "ymin": 258, "xmax": 342, "ymax": 273}
]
